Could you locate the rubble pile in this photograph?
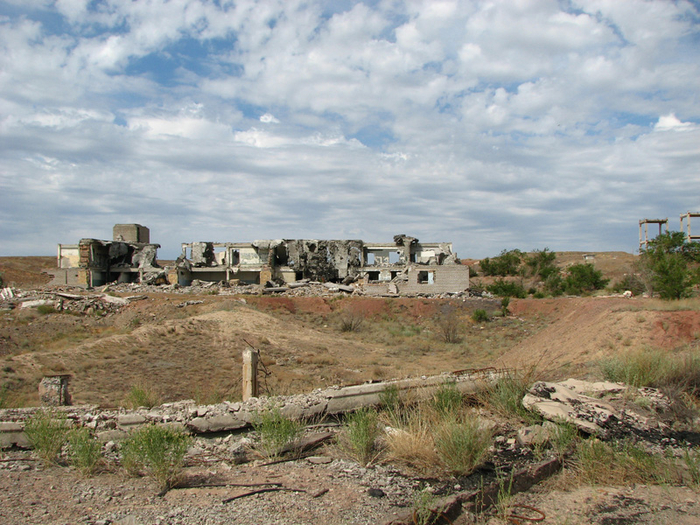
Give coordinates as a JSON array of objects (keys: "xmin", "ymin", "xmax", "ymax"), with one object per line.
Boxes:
[
  {"xmin": 0, "ymin": 287, "xmax": 143, "ymax": 315},
  {"xmin": 522, "ymin": 379, "xmax": 700, "ymax": 448}
]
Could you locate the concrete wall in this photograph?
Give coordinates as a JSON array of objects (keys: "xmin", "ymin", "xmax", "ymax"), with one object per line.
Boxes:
[
  {"xmin": 399, "ymin": 265, "xmax": 470, "ymax": 294},
  {"xmin": 113, "ymin": 224, "xmax": 150, "ymax": 243}
]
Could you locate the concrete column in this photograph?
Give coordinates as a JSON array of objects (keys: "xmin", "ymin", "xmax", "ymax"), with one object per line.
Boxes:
[
  {"xmin": 242, "ymin": 349, "xmax": 259, "ymax": 401},
  {"xmin": 38, "ymin": 375, "xmax": 72, "ymax": 406}
]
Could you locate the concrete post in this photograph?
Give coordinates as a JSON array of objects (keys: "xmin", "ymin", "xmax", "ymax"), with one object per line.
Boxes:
[
  {"xmin": 38, "ymin": 375, "xmax": 72, "ymax": 406},
  {"xmin": 242, "ymin": 349, "xmax": 259, "ymax": 401}
]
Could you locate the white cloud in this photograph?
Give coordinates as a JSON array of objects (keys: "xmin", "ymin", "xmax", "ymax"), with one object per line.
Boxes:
[
  {"xmin": 260, "ymin": 113, "xmax": 280, "ymax": 124},
  {"xmin": 0, "ymin": 0, "xmax": 699, "ymax": 258},
  {"xmin": 654, "ymin": 114, "xmax": 695, "ymax": 132}
]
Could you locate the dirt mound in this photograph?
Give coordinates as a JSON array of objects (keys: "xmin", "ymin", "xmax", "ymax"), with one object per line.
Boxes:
[{"xmin": 500, "ymin": 297, "xmax": 700, "ymax": 377}]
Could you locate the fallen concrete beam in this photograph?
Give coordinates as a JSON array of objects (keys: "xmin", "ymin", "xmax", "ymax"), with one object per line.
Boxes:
[{"xmin": 0, "ymin": 371, "xmax": 500, "ymax": 446}]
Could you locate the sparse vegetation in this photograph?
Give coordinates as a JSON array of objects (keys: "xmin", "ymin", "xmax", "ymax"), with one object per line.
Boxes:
[
  {"xmin": 436, "ymin": 309, "xmax": 461, "ymax": 343},
  {"xmin": 339, "ymin": 309, "xmax": 364, "ymax": 332},
  {"xmin": 67, "ymin": 427, "xmax": 102, "ymax": 476},
  {"xmin": 479, "ymin": 372, "xmax": 539, "ymax": 423},
  {"xmin": 433, "ymin": 415, "xmax": 492, "ymax": 476},
  {"xmin": 36, "ymin": 304, "xmax": 57, "ymax": 315},
  {"xmin": 252, "ymin": 406, "xmax": 302, "ymax": 459},
  {"xmin": 412, "ymin": 489, "xmax": 445, "ymax": 525},
  {"xmin": 123, "ymin": 384, "xmax": 162, "ymax": 409},
  {"xmin": 480, "ymin": 249, "xmax": 523, "ymax": 277},
  {"xmin": 430, "ymin": 381, "xmax": 463, "ymax": 416},
  {"xmin": 338, "ymin": 407, "xmax": 380, "ymax": 466},
  {"xmin": 120, "ymin": 425, "xmax": 192, "ymax": 491},
  {"xmin": 472, "ymin": 309, "xmax": 490, "ymax": 323},
  {"xmin": 24, "ymin": 409, "xmax": 70, "ymax": 466},
  {"xmin": 600, "ymin": 346, "xmax": 700, "ymax": 395},
  {"xmin": 487, "ymin": 279, "xmax": 527, "ymax": 298},
  {"xmin": 562, "ymin": 263, "xmax": 609, "ymax": 295}
]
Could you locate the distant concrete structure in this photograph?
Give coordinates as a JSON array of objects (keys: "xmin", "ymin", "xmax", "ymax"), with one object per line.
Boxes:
[
  {"xmin": 113, "ymin": 224, "xmax": 150, "ymax": 244},
  {"xmin": 639, "ymin": 218, "xmax": 668, "ymax": 251},
  {"xmin": 52, "ymin": 224, "xmax": 163, "ymax": 287},
  {"xmin": 680, "ymin": 212, "xmax": 700, "ymax": 243},
  {"xmin": 51, "ymin": 227, "xmax": 469, "ymax": 294},
  {"xmin": 176, "ymin": 234, "xmax": 469, "ymax": 295}
]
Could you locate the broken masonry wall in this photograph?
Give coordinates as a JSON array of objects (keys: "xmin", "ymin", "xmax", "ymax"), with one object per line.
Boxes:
[
  {"xmin": 284, "ymin": 240, "xmax": 363, "ymax": 282},
  {"xmin": 190, "ymin": 242, "xmax": 216, "ymax": 267},
  {"xmin": 399, "ymin": 265, "xmax": 470, "ymax": 294}
]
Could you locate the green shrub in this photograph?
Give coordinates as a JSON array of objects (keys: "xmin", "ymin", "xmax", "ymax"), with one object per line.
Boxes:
[
  {"xmin": 24, "ymin": 410, "xmax": 70, "ymax": 466},
  {"xmin": 338, "ymin": 407, "xmax": 380, "ymax": 466},
  {"xmin": 563, "ymin": 263, "xmax": 609, "ymax": 295},
  {"xmin": 37, "ymin": 304, "xmax": 57, "ymax": 315},
  {"xmin": 431, "ymin": 381, "xmax": 463, "ymax": 416},
  {"xmin": 433, "ymin": 416, "xmax": 491, "ymax": 476},
  {"xmin": 121, "ymin": 425, "xmax": 192, "ymax": 491},
  {"xmin": 252, "ymin": 407, "xmax": 302, "ymax": 459},
  {"xmin": 611, "ymin": 274, "xmax": 646, "ymax": 296},
  {"xmin": 123, "ymin": 385, "xmax": 161, "ymax": 409},
  {"xmin": 487, "ymin": 279, "xmax": 527, "ymax": 298},
  {"xmin": 525, "ymin": 248, "xmax": 558, "ymax": 280},
  {"xmin": 480, "ymin": 250, "xmax": 523, "ymax": 277},
  {"xmin": 68, "ymin": 427, "xmax": 102, "ymax": 476},
  {"xmin": 500, "ymin": 297, "xmax": 510, "ymax": 316},
  {"xmin": 472, "ymin": 309, "xmax": 490, "ymax": 323}
]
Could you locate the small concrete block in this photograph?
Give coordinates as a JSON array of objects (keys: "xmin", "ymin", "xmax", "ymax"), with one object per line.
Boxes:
[
  {"xmin": 188, "ymin": 415, "xmax": 246, "ymax": 433},
  {"xmin": 117, "ymin": 414, "xmax": 147, "ymax": 427},
  {"xmin": 96, "ymin": 430, "xmax": 129, "ymax": 442}
]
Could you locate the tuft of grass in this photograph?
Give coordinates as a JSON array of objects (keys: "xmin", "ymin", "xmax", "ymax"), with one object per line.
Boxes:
[
  {"xmin": 339, "ymin": 310, "xmax": 364, "ymax": 333},
  {"xmin": 383, "ymin": 405, "xmax": 439, "ymax": 473},
  {"xmin": 123, "ymin": 384, "xmax": 162, "ymax": 409},
  {"xmin": 550, "ymin": 420, "xmax": 579, "ymax": 458},
  {"xmin": 68, "ymin": 427, "xmax": 102, "ymax": 476},
  {"xmin": 600, "ymin": 348, "xmax": 666, "ymax": 388},
  {"xmin": 683, "ymin": 448, "xmax": 700, "ymax": 488},
  {"xmin": 571, "ymin": 439, "xmax": 677, "ymax": 486},
  {"xmin": 430, "ymin": 381, "xmax": 464, "ymax": 416},
  {"xmin": 252, "ymin": 407, "xmax": 302, "ymax": 459},
  {"xmin": 412, "ymin": 490, "xmax": 445, "ymax": 525},
  {"xmin": 36, "ymin": 304, "xmax": 57, "ymax": 315},
  {"xmin": 433, "ymin": 416, "xmax": 492, "ymax": 476},
  {"xmin": 479, "ymin": 372, "xmax": 539, "ymax": 423},
  {"xmin": 338, "ymin": 407, "xmax": 380, "ymax": 466},
  {"xmin": 436, "ymin": 311, "xmax": 461, "ymax": 343},
  {"xmin": 120, "ymin": 425, "xmax": 192, "ymax": 491},
  {"xmin": 24, "ymin": 409, "xmax": 71, "ymax": 466}
]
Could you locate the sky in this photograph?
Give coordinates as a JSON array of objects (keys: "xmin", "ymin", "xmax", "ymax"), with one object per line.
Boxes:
[{"xmin": 1, "ymin": 0, "xmax": 699, "ymax": 260}]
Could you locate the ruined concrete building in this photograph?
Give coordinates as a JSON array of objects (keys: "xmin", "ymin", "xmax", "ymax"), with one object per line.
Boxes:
[
  {"xmin": 53, "ymin": 224, "xmax": 164, "ymax": 287},
  {"xmin": 177, "ymin": 234, "xmax": 469, "ymax": 294},
  {"xmin": 53, "ymin": 226, "xmax": 469, "ymax": 294}
]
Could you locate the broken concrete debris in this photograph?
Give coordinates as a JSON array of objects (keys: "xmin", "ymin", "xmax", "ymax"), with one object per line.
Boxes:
[
  {"xmin": 522, "ymin": 379, "xmax": 676, "ymax": 440},
  {"xmin": 52, "ymin": 225, "xmax": 470, "ymax": 296}
]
